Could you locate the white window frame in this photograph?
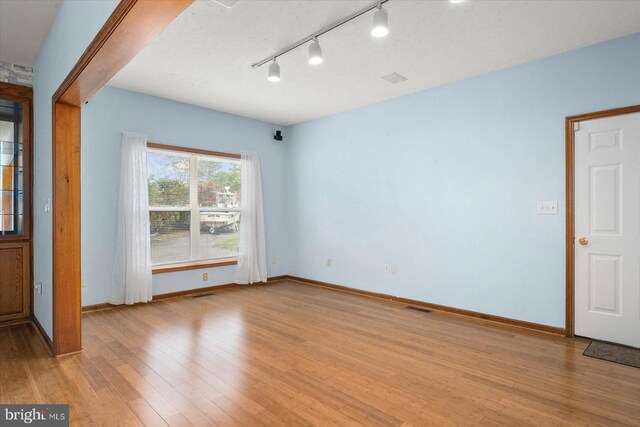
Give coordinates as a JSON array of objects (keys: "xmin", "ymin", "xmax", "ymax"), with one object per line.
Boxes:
[{"xmin": 147, "ymin": 147, "xmax": 241, "ymax": 267}]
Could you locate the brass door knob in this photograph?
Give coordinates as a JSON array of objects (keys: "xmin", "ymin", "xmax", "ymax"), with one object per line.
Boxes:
[{"xmin": 578, "ymin": 237, "xmax": 588, "ymax": 246}]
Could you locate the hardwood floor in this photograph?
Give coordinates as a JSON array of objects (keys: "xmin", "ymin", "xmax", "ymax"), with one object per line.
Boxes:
[{"xmin": 1, "ymin": 281, "xmax": 640, "ymax": 426}]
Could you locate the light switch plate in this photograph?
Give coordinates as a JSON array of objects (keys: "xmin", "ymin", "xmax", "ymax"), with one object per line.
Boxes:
[{"xmin": 537, "ymin": 200, "xmax": 558, "ymax": 215}]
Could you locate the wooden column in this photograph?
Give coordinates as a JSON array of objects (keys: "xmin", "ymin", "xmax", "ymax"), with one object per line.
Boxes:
[
  {"xmin": 52, "ymin": 102, "xmax": 82, "ymax": 355},
  {"xmin": 51, "ymin": 0, "xmax": 192, "ymax": 355}
]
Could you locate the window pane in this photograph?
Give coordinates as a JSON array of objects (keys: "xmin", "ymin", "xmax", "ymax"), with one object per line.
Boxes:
[
  {"xmin": 198, "ymin": 158, "xmax": 241, "ymax": 208},
  {"xmin": 147, "ymin": 151, "xmax": 190, "ymax": 207},
  {"xmin": 199, "ymin": 211, "xmax": 240, "ymax": 259},
  {"xmin": 150, "ymin": 211, "xmax": 190, "ymax": 264}
]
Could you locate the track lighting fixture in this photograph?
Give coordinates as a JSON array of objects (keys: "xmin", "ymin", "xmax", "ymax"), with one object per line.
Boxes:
[
  {"xmin": 267, "ymin": 59, "xmax": 280, "ymax": 82},
  {"xmin": 253, "ymin": 0, "xmax": 392, "ymax": 82},
  {"xmin": 371, "ymin": 3, "xmax": 389, "ymax": 38},
  {"xmin": 308, "ymin": 38, "xmax": 324, "ymax": 65}
]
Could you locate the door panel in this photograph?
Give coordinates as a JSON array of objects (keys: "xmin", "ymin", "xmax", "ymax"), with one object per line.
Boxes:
[
  {"xmin": 589, "ymin": 254, "xmax": 620, "ymax": 314},
  {"xmin": 0, "ymin": 242, "xmax": 29, "ymax": 320},
  {"xmin": 590, "ymin": 164, "xmax": 620, "ymax": 234},
  {"xmin": 575, "ymin": 112, "xmax": 640, "ymax": 348}
]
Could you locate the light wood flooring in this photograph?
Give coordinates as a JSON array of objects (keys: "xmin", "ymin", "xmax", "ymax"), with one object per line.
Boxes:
[{"xmin": 1, "ymin": 281, "xmax": 640, "ymax": 426}]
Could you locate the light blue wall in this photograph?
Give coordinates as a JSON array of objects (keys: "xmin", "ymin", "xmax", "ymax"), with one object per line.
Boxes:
[
  {"xmin": 33, "ymin": 1, "xmax": 119, "ymax": 339},
  {"xmin": 32, "ymin": 0, "xmax": 640, "ymax": 334},
  {"xmin": 286, "ymin": 33, "xmax": 640, "ymax": 328},
  {"xmin": 81, "ymin": 86, "xmax": 288, "ymax": 306}
]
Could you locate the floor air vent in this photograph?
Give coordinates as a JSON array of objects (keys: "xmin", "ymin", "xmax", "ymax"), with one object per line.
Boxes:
[
  {"xmin": 192, "ymin": 293, "xmax": 215, "ymax": 298},
  {"xmin": 405, "ymin": 306, "xmax": 431, "ymax": 313}
]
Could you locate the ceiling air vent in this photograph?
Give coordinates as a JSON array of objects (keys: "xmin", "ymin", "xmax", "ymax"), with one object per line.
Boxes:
[
  {"xmin": 213, "ymin": 0, "xmax": 239, "ymax": 8},
  {"xmin": 382, "ymin": 72, "xmax": 408, "ymax": 84}
]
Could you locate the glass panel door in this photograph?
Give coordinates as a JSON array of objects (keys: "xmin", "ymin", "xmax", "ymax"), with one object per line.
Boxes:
[{"xmin": 0, "ymin": 99, "xmax": 24, "ymax": 236}]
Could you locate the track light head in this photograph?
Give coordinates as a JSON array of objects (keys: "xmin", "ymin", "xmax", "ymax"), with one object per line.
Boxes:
[
  {"xmin": 267, "ymin": 59, "xmax": 280, "ymax": 82},
  {"xmin": 371, "ymin": 4, "xmax": 389, "ymax": 38},
  {"xmin": 308, "ymin": 38, "xmax": 323, "ymax": 65}
]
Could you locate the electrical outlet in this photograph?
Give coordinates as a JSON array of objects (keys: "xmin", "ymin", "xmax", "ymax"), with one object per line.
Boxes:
[
  {"xmin": 326, "ymin": 258, "xmax": 332, "ymax": 267},
  {"xmin": 44, "ymin": 198, "xmax": 51, "ymax": 213},
  {"xmin": 202, "ymin": 273, "xmax": 209, "ymax": 281},
  {"xmin": 384, "ymin": 264, "xmax": 390, "ymax": 273},
  {"xmin": 537, "ymin": 200, "xmax": 558, "ymax": 215},
  {"xmin": 82, "ymin": 277, "xmax": 87, "ymax": 288},
  {"xmin": 389, "ymin": 265, "xmax": 397, "ymax": 275},
  {"xmin": 272, "ymin": 256, "xmax": 277, "ymax": 265},
  {"xmin": 35, "ymin": 282, "xmax": 42, "ymax": 295}
]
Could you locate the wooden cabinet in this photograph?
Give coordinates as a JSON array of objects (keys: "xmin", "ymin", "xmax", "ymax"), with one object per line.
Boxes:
[
  {"xmin": 0, "ymin": 82, "xmax": 32, "ymax": 324},
  {"xmin": 0, "ymin": 242, "xmax": 29, "ymax": 320}
]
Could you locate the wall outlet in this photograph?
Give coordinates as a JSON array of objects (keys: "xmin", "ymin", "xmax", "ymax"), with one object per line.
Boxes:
[
  {"xmin": 44, "ymin": 198, "xmax": 51, "ymax": 213},
  {"xmin": 326, "ymin": 258, "xmax": 332, "ymax": 267},
  {"xmin": 384, "ymin": 264, "xmax": 390, "ymax": 273},
  {"xmin": 202, "ymin": 273, "xmax": 208, "ymax": 281},
  {"xmin": 82, "ymin": 277, "xmax": 87, "ymax": 288},
  {"xmin": 272, "ymin": 256, "xmax": 277, "ymax": 265},
  {"xmin": 537, "ymin": 200, "xmax": 558, "ymax": 215},
  {"xmin": 389, "ymin": 265, "xmax": 397, "ymax": 275},
  {"xmin": 35, "ymin": 282, "xmax": 42, "ymax": 295}
]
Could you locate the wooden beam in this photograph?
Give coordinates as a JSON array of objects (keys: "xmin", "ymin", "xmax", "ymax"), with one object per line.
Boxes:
[
  {"xmin": 54, "ymin": 0, "xmax": 192, "ymax": 106},
  {"xmin": 52, "ymin": 0, "xmax": 192, "ymax": 355}
]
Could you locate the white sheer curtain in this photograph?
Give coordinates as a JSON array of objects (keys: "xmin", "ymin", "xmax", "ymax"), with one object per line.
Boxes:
[
  {"xmin": 235, "ymin": 151, "xmax": 268, "ymax": 284},
  {"xmin": 108, "ymin": 132, "xmax": 153, "ymax": 304}
]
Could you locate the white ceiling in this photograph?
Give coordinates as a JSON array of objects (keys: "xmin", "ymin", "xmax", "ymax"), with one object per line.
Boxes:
[
  {"xmin": 109, "ymin": 0, "xmax": 640, "ymax": 126},
  {"xmin": 0, "ymin": 0, "xmax": 62, "ymax": 66}
]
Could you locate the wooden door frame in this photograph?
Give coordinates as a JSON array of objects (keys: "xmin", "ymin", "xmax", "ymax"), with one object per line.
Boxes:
[
  {"xmin": 51, "ymin": 0, "xmax": 192, "ymax": 356},
  {"xmin": 565, "ymin": 104, "xmax": 640, "ymax": 337}
]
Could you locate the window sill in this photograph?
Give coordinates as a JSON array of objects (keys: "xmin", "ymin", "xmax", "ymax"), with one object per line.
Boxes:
[{"xmin": 152, "ymin": 257, "xmax": 238, "ymax": 274}]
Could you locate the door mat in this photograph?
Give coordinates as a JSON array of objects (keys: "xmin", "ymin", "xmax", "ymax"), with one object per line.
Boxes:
[{"xmin": 583, "ymin": 340, "xmax": 640, "ymax": 368}]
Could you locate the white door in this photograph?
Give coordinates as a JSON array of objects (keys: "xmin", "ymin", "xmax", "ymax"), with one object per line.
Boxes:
[{"xmin": 574, "ymin": 112, "xmax": 640, "ymax": 348}]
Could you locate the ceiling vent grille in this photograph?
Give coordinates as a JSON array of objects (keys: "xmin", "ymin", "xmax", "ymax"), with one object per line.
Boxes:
[{"xmin": 382, "ymin": 72, "xmax": 408, "ymax": 84}]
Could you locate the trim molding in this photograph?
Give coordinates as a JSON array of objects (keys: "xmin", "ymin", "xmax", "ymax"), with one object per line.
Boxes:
[
  {"xmin": 82, "ymin": 276, "xmax": 289, "ymax": 312},
  {"xmin": 32, "ymin": 316, "xmax": 54, "ymax": 355},
  {"xmin": 152, "ymin": 258, "xmax": 238, "ymax": 274},
  {"xmin": 0, "ymin": 81, "xmax": 33, "ymax": 100},
  {"xmin": 79, "ymin": 274, "xmax": 563, "ymax": 335},
  {"xmin": 287, "ymin": 276, "xmax": 565, "ymax": 335},
  {"xmin": 147, "ymin": 142, "xmax": 241, "ymax": 160},
  {"xmin": 564, "ymin": 104, "xmax": 640, "ymax": 338},
  {"xmin": 0, "ymin": 317, "xmax": 32, "ymax": 327}
]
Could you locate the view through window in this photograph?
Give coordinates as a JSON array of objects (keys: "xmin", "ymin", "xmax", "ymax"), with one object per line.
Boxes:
[{"xmin": 147, "ymin": 147, "xmax": 241, "ymax": 265}]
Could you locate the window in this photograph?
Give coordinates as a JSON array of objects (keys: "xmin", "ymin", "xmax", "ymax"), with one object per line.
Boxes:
[{"xmin": 147, "ymin": 145, "xmax": 241, "ymax": 267}]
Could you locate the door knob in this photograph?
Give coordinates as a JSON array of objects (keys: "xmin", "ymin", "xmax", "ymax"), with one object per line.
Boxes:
[{"xmin": 578, "ymin": 237, "xmax": 588, "ymax": 246}]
